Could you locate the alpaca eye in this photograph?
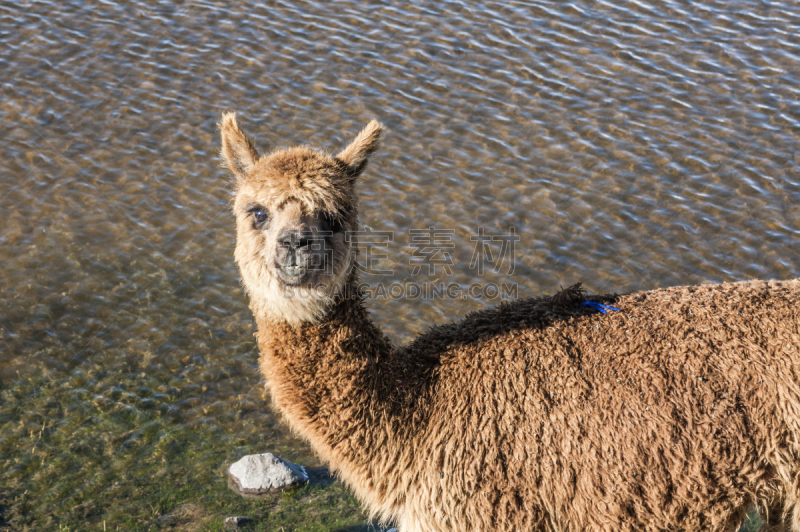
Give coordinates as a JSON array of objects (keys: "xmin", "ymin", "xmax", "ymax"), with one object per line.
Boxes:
[{"xmin": 248, "ymin": 207, "xmax": 268, "ymax": 227}]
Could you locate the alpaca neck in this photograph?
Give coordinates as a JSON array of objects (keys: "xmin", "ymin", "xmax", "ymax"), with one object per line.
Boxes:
[{"xmin": 254, "ymin": 281, "xmax": 415, "ymax": 504}]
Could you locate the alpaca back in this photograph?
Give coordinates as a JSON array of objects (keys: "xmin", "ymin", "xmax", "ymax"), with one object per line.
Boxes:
[{"xmin": 399, "ymin": 278, "xmax": 800, "ymax": 531}]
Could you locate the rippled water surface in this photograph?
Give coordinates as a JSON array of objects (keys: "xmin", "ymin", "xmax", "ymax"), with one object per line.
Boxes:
[{"xmin": 1, "ymin": 0, "xmax": 799, "ymax": 529}]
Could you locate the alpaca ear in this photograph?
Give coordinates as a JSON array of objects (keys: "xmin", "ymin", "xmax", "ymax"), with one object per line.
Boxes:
[
  {"xmin": 219, "ymin": 112, "xmax": 259, "ymax": 180},
  {"xmin": 335, "ymin": 120, "xmax": 385, "ymax": 178}
]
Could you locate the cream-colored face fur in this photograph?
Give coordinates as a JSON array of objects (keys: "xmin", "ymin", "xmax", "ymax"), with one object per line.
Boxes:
[{"xmin": 219, "ymin": 113, "xmax": 384, "ymax": 325}]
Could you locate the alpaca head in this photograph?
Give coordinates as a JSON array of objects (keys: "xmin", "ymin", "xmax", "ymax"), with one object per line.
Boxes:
[{"xmin": 219, "ymin": 113, "xmax": 384, "ymax": 325}]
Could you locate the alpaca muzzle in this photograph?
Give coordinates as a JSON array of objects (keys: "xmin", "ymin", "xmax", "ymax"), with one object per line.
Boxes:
[{"xmin": 275, "ymin": 230, "xmax": 330, "ymax": 285}]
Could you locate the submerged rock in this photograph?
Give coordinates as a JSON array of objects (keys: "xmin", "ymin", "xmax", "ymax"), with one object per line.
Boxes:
[
  {"xmin": 227, "ymin": 453, "xmax": 308, "ymax": 497},
  {"xmin": 156, "ymin": 514, "xmax": 177, "ymax": 526}
]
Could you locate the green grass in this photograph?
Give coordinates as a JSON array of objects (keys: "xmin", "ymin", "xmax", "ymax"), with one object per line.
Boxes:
[{"xmin": 0, "ymin": 367, "xmax": 373, "ymax": 531}]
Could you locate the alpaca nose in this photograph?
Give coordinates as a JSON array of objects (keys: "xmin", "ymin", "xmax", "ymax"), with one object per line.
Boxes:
[{"xmin": 279, "ymin": 230, "xmax": 314, "ymax": 250}]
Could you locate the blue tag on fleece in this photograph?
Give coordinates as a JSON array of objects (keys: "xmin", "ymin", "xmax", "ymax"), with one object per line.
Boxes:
[{"xmin": 581, "ymin": 301, "xmax": 620, "ymax": 314}]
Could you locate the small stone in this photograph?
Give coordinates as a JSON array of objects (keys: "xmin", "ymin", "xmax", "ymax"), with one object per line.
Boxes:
[
  {"xmin": 156, "ymin": 514, "xmax": 177, "ymax": 526},
  {"xmin": 227, "ymin": 453, "xmax": 308, "ymax": 498},
  {"xmin": 224, "ymin": 516, "xmax": 250, "ymax": 529}
]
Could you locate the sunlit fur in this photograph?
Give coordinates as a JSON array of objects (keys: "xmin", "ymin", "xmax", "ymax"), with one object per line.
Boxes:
[
  {"xmin": 220, "ymin": 113, "xmax": 800, "ymax": 532},
  {"xmin": 221, "ymin": 112, "xmax": 367, "ymax": 325}
]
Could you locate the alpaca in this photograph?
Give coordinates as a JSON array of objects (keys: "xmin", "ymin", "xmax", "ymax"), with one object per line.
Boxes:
[{"xmin": 219, "ymin": 112, "xmax": 800, "ymax": 532}]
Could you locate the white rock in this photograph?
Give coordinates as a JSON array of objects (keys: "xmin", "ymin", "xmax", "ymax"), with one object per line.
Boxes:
[
  {"xmin": 224, "ymin": 516, "xmax": 250, "ymax": 529},
  {"xmin": 227, "ymin": 453, "xmax": 308, "ymax": 497}
]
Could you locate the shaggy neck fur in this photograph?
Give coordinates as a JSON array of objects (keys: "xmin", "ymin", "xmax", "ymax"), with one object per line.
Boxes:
[{"xmin": 254, "ymin": 276, "xmax": 429, "ymax": 521}]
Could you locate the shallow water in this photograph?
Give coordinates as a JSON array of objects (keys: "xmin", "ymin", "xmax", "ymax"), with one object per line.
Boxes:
[{"xmin": 1, "ymin": 0, "xmax": 799, "ymax": 529}]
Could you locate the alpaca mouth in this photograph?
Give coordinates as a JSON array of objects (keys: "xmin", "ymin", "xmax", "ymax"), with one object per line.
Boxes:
[{"xmin": 277, "ymin": 264, "xmax": 307, "ymax": 286}]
